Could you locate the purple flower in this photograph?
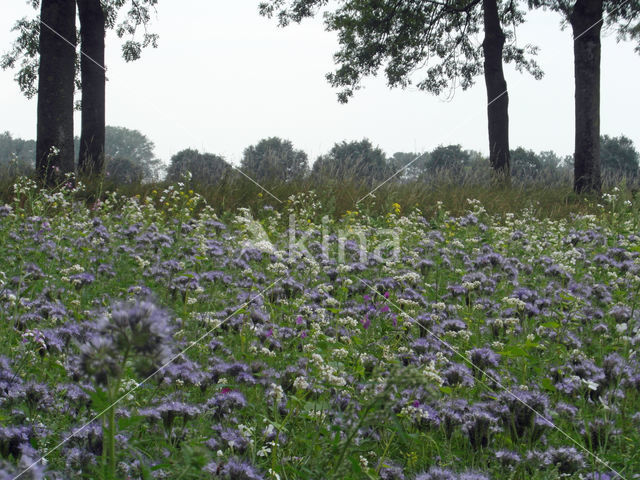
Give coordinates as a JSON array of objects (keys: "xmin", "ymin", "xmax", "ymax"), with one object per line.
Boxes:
[
  {"xmin": 139, "ymin": 401, "xmax": 201, "ymax": 433},
  {"xmin": 379, "ymin": 462, "xmax": 405, "ymax": 480},
  {"xmin": 68, "ymin": 272, "xmax": 95, "ymax": 288},
  {"xmin": 79, "ymin": 336, "xmax": 122, "ymax": 386},
  {"xmin": 462, "ymin": 404, "xmax": 499, "ymax": 449},
  {"xmin": 458, "ymin": 473, "xmax": 490, "ymax": 480},
  {"xmin": 581, "ymin": 418, "xmax": 620, "ymax": 449},
  {"xmin": 442, "ymin": 363, "xmax": 475, "ymax": 387},
  {"xmin": 497, "ymin": 389, "xmax": 550, "ymax": 441},
  {"xmin": 204, "ymin": 458, "xmax": 264, "ymax": 479},
  {"xmin": 545, "ymin": 446, "xmax": 585, "ymax": 474},
  {"xmin": 0, "ymin": 425, "xmax": 32, "ymax": 458},
  {"xmin": 495, "ymin": 449, "xmax": 521, "ymax": 466},
  {"xmin": 218, "ymin": 428, "xmax": 250, "ymax": 453},
  {"xmin": 415, "ymin": 466, "xmax": 456, "ymax": 480},
  {"xmin": 468, "ymin": 347, "xmax": 500, "ymax": 370},
  {"xmin": 206, "ymin": 390, "xmax": 248, "ymax": 418}
]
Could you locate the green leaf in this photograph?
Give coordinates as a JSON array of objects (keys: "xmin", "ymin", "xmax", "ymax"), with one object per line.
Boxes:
[
  {"xmin": 540, "ymin": 321, "xmax": 560, "ymax": 329},
  {"xmin": 540, "ymin": 377, "xmax": 556, "ymax": 392},
  {"xmin": 87, "ymin": 386, "xmax": 110, "ymax": 412},
  {"xmin": 499, "ymin": 346, "xmax": 528, "ymax": 358},
  {"xmin": 349, "ymin": 456, "xmax": 363, "ymax": 474}
]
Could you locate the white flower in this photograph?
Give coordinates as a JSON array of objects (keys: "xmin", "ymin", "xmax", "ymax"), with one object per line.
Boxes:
[
  {"xmin": 582, "ymin": 378, "xmax": 599, "ymax": 391},
  {"xmin": 616, "ymin": 323, "xmax": 628, "ymax": 334},
  {"xmin": 293, "ymin": 376, "xmax": 310, "ymax": 390}
]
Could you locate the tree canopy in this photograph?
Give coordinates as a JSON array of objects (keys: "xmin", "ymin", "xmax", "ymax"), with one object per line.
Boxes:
[
  {"xmin": 260, "ymin": 0, "xmax": 543, "ymax": 178},
  {"xmin": 240, "ymin": 137, "xmax": 309, "ymax": 183},
  {"xmin": 1, "ymin": 0, "xmax": 159, "ymax": 99},
  {"xmin": 166, "ymin": 149, "xmax": 232, "ymax": 186},
  {"xmin": 312, "ymin": 139, "xmax": 392, "ymax": 185},
  {"xmin": 104, "ymin": 126, "xmax": 162, "ymax": 182},
  {"xmin": 0, "ymin": 131, "xmax": 36, "ymax": 177},
  {"xmin": 260, "ymin": 0, "xmax": 540, "ymax": 102},
  {"xmin": 600, "ymin": 134, "xmax": 639, "ymax": 180}
]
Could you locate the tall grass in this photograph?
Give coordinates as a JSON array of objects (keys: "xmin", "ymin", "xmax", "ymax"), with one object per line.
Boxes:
[{"xmin": 1, "ymin": 163, "xmax": 636, "ymax": 220}]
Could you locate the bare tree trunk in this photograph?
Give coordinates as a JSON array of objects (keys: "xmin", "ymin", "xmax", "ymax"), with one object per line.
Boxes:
[
  {"xmin": 36, "ymin": 0, "xmax": 76, "ymax": 186},
  {"xmin": 570, "ymin": 0, "xmax": 603, "ymax": 194},
  {"xmin": 482, "ymin": 0, "xmax": 510, "ymax": 182},
  {"xmin": 77, "ymin": 0, "xmax": 106, "ymax": 180}
]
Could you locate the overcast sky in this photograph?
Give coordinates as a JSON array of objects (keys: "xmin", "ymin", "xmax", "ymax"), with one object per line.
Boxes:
[{"xmin": 1, "ymin": 1, "xmax": 639, "ymax": 166}]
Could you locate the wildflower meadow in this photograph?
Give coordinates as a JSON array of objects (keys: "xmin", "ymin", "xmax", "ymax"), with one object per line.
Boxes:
[{"xmin": 1, "ymin": 176, "xmax": 639, "ymax": 479}]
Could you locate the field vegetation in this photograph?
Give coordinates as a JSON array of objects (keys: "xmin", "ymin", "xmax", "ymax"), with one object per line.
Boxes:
[{"xmin": 1, "ymin": 176, "xmax": 639, "ymax": 479}]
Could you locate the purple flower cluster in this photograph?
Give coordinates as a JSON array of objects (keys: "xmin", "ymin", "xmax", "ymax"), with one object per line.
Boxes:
[{"xmin": 1, "ymin": 195, "xmax": 640, "ymax": 478}]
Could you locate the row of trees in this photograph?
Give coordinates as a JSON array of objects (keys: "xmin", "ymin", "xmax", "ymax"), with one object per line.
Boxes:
[
  {"xmin": 2, "ymin": 1, "xmax": 639, "ymax": 192},
  {"xmin": 3, "ymin": 130, "xmax": 638, "ymax": 186},
  {"xmin": 0, "ymin": 127, "xmax": 161, "ymax": 183},
  {"xmin": 3, "ymin": 131, "xmax": 638, "ymax": 186},
  {"xmin": 258, "ymin": 0, "xmax": 640, "ymax": 192},
  {"xmin": 164, "ymin": 136, "xmax": 639, "ymax": 186}
]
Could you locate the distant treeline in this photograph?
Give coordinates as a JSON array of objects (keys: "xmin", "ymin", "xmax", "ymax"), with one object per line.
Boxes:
[{"xmin": 1, "ymin": 128, "xmax": 638, "ymax": 187}]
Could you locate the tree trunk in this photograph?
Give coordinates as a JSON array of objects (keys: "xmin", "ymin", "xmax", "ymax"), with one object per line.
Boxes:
[
  {"xmin": 36, "ymin": 0, "xmax": 76, "ymax": 186},
  {"xmin": 482, "ymin": 0, "xmax": 510, "ymax": 182},
  {"xmin": 570, "ymin": 0, "xmax": 603, "ymax": 194},
  {"xmin": 77, "ymin": 0, "xmax": 106, "ymax": 180}
]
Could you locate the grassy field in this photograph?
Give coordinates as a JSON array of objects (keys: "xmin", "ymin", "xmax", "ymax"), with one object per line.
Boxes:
[{"xmin": 1, "ymin": 176, "xmax": 639, "ymax": 479}]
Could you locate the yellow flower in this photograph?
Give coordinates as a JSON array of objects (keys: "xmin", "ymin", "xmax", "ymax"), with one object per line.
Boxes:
[{"xmin": 392, "ymin": 202, "xmax": 401, "ymax": 214}]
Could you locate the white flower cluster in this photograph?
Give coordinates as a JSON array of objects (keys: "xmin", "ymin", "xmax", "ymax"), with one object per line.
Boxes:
[
  {"xmin": 421, "ymin": 360, "xmax": 444, "ymax": 386},
  {"xmin": 502, "ymin": 297, "xmax": 526, "ymax": 311},
  {"xmin": 393, "ymin": 271, "xmax": 421, "ymax": 284},
  {"xmin": 311, "ymin": 353, "xmax": 346, "ymax": 386},
  {"xmin": 293, "ymin": 376, "xmax": 310, "ymax": 390},
  {"xmin": 267, "ymin": 383, "xmax": 285, "ymax": 403},
  {"xmin": 462, "ymin": 281, "xmax": 481, "ymax": 291},
  {"xmin": 338, "ymin": 316, "xmax": 360, "ymax": 328},
  {"xmin": 400, "ymin": 404, "xmax": 434, "ymax": 422}
]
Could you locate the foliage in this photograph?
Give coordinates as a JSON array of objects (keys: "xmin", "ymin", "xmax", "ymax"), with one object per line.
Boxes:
[
  {"xmin": 600, "ymin": 134, "xmax": 639, "ymax": 180},
  {"xmin": 103, "ymin": 157, "xmax": 145, "ymax": 185},
  {"xmin": 0, "ymin": 127, "xmax": 162, "ymax": 185},
  {"xmin": 312, "ymin": 138, "xmax": 392, "ymax": 186},
  {"xmin": 1, "ymin": 0, "xmax": 159, "ymax": 98},
  {"xmin": 259, "ymin": 0, "xmax": 542, "ymax": 102},
  {"xmin": 0, "ymin": 131, "xmax": 35, "ymax": 177},
  {"xmin": 528, "ymin": 0, "xmax": 640, "ymax": 36},
  {"xmin": 166, "ymin": 148, "xmax": 233, "ymax": 186},
  {"xmin": 510, "ymin": 147, "xmax": 567, "ymax": 181},
  {"xmin": 103, "ymin": 126, "xmax": 163, "ymax": 183},
  {"xmin": 0, "ymin": 179, "xmax": 639, "ymax": 478},
  {"xmin": 240, "ymin": 137, "xmax": 309, "ymax": 183},
  {"xmin": 425, "ymin": 144, "xmax": 471, "ymax": 177},
  {"xmin": 389, "ymin": 151, "xmax": 429, "ymax": 181}
]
